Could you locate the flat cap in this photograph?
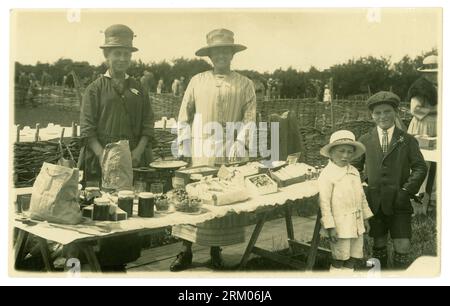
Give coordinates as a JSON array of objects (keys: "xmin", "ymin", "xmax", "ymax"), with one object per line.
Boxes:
[{"xmin": 366, "ymin": 91, "xmax": 400, "ymax": 110}]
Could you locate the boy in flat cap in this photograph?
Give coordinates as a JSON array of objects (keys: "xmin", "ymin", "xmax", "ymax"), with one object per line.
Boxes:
[{"xmin": 353, "ymin": 91, "xmax": 427, "ymax": 270}]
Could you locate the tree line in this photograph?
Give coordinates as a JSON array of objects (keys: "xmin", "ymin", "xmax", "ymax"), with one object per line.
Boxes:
[{"xmin": 14, "ymin": 48, "xmax": 436, "ymax": 101}]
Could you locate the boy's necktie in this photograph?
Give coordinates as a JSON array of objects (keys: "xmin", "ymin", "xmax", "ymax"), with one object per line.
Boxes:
[{"xmin": 382, "ymin": 130, "xmax": 389, "ymax": 154}]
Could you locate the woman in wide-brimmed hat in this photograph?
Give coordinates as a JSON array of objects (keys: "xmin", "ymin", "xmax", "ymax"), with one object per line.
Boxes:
[
  {"xmin": 77, "ymin": 24, "xmax": 154, "ymax": 271},
  {"xmin": 171, "ymin": 28, "xmax": 256, "ymax": 272},
  {"xmin": 407, "ymin": 54, "xmax": 438, "ymax": 137}
]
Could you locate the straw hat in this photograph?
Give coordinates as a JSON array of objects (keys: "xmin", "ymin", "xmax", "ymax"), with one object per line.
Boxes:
[
  {"xmin": 417, "ymin": 55, "xmax": 438, "ymax": 73},
  {"xmin": 100, "ymin": 24, "xmax": 138, "ymax": 52},
  {"xmin": 195, "ymin": 28, "xmax": 247, "ymax": 56},
  {"xmin": 320, "ymin": 130, "xmax": 366, "ymax": 159}
]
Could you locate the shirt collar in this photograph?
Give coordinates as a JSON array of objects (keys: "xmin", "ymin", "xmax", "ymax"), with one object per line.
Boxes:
[
  {"xmin": 377, "ymin": 125, "xmax": 395, "ymax": 137},
  {"xmin": 324, "ymin": 160, "xmax": 359, "ymax": 181},
  {"xmin": 103, "ymin": 70, "xmax": 130, "ymax": 80}
]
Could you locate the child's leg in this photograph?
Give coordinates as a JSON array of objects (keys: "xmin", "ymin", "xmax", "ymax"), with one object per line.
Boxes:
[
  {"xmin": 329, "ymin": 239, "xmax": 350, "ymax": 269},
  {"xmin": 345, "ymin": 235, "xmax": 365, "ymax": 269}
]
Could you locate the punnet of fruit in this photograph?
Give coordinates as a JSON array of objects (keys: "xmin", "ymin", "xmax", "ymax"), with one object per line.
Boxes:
[
  {"xmin": 155, "ymin": 194, "xmax": 170, "ymax": 211},
  {"xmin": 167, "ymin": 189, "xmax": 202, "ymax": 213}
]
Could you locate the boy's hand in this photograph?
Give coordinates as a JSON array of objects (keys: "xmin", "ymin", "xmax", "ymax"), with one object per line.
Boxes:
[
  {"xmin": 328, "ymin": 228, "xmax": 338, "ymax": 243},
  {"xmin": 364, "ymin": 220, "xmax": 371, "ymax": 233}
]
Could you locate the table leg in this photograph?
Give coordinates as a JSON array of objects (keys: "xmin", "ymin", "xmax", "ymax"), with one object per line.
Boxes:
[
  {"xmin": 284, "ymin": 202, "xmax": 295, "ymax": 240},
  {"xmin": 239, "ymin": 211, "xmax": 268, "ymax": 270},
  {"xmin": 424, "ymin": 162, "xmax": 436, "ymax": 214},
  {"xmin": 306, "ymin": 210, "xmax": 322, "ymax": 271},
  {"xmin": 80, "ymin": 243, "xmax": 102, "ymax": 272},
  {"xmin": 14, "ymin": 229, "xmax": 29, "ymax": 270},
  {"xmin": 36, "ymin": 237, "xmax": 55, "ymax": 271}
]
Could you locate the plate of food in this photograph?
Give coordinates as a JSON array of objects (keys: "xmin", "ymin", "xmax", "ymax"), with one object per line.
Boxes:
[
  {"xmin": 155, "ymin": 194, "xmax": 174, "ymax": 214},
  {"xmin": 149, "ymin": 160, "xmax": 188, "ymax": 169},
  {"xmin": 168, "ymin": 189, "xmax": 204, "ymax": 213}
]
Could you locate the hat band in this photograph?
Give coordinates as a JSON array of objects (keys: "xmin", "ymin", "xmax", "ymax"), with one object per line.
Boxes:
[
  {"xmin": 104, "ymin": 36, "xmax": 133, "ymax": 47},
  {"xmin": 207, "ymin": 35, "xmax": 234, "ymax": 45},
  {"xmin": 421, "ymin": 63, "xmax": 438, "ymax": 70},
  {"xmin": 331, "ymin": 138, "xmax": 354, "ymax": 144}
]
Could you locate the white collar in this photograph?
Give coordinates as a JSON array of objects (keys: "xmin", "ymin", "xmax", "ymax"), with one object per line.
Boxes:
[
  {"xmin": 323, "ymin": 160, "xmax": 359, "ymax": 181},
  {"xmin": 377, "ymin": 125, "xmax": 395, "ymax": 137},
  {"xmin": 103, "ymin": 70, "xmax": 130, "ymax": 80}
]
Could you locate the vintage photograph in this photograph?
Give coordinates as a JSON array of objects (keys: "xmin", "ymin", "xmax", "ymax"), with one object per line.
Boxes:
[{"xmin": 9, "ymin": 8, "xmax": 441, "ymax": 277}]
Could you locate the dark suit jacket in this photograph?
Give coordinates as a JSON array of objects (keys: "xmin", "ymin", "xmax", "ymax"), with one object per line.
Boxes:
[{"xmin": 353, "ymin": 127, "xmax": 427, "ymax": 215}]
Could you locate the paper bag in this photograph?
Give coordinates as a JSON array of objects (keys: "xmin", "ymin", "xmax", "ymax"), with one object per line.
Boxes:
[{"xmin": 29, "ymin": 162, "xmax": 82, "ymax": 224}]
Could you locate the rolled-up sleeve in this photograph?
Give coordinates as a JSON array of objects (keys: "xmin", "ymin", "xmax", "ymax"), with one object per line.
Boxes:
[
  {"xmin": 141, "ymin": 92, "xmax": 154, "ymax": 138},
  {"xmin": 80, "ymin": 83, "xmax": 99, "ymax": 139}
]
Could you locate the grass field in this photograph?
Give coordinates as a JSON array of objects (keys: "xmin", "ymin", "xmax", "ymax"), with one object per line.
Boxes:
[{"xmin": 14, "ymin": 105, "xmax": 79, "ymax": 127}]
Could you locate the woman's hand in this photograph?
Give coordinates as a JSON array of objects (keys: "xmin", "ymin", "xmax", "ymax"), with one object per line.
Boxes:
[
  {"xmin": 328, "ymin": 228, "xmax": 338, "ymax": 243},
  {"xmin": 131, "ymin": 147, "xmax": 144, "ymax": 167},
  {"xmin": 364, "ymin": 220, "xmax": 371, "ymax": 233}
]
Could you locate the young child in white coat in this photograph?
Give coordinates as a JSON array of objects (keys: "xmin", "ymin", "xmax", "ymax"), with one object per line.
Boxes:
[{"xmin": 318, "ymin": 130, "xmax": 373, "ymax": 271}]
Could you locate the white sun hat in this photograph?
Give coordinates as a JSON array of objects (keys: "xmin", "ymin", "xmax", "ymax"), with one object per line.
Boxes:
[{"xmin": 320, "ymin": 130, "xmax": 366, "ymax": 159}]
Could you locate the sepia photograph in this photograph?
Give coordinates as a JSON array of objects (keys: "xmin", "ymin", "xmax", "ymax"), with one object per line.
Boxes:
[{"xmin": 8, "ymin": 7, "xmax": 442, "ymax": 280}]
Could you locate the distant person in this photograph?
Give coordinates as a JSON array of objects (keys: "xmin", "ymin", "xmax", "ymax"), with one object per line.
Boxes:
[
  {"xmin": 266, "ymin": 78, "xmax": 273, "ymax": 99},
  {"xmin": 323, "ymin": 84, "xmax": 331, "ymax": 105},
  {"xmin": 65, "ymin": 73, "xmax": 75, "ymax": 89},
  {"xmin": 179, "ymin": 76, "xmax": 186, "ymax": 97},
  {"xmin": 28, "ymin": 73, "xmax": 40, "ymax": 107},
  {"xmin": 171, "ymin": 78, "xmax": 181, "ymax": 96},
  {"xmin": 157, "ymin": 78, "xmax": 164, "ymax": 94},
  {"xmin": 140, "ymin": 70, "xmax": 155, "ymax": 97},
  {"xmin": 40, "ymin": 71, "xmax": 52, "ymax": 88},
  {"xmin": 17, "ymin": 72, "xmax": 29, "ymax": 105}
]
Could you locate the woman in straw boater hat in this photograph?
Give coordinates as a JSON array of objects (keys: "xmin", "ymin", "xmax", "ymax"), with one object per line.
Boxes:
[
  {"xmin": 77, "ymin": 24, "xmax": 154, "ymax": 271},
  {"xmin": 318, "ymin": 130, "xmax": 373, "ymax": 272},
  {"xmin": 171, "ymin": 28, "xmax": 257, "ymax": 271}
]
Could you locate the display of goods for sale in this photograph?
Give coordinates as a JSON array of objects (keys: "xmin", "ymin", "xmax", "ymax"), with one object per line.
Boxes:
[
  {"xmin": 244, "ymin": 173, "xmax": 278, "ymax": 196},
  {"xmin": 166, "ymin": 189, "xmax": 203, "ymax": 213},
  {"xmin": 217, "ymin": 161, "xmax": 261, "ymax": 183},
  {"xmin": 186, "ymin": 177, "xmax": 250, "ymax": 206},
  {"xmin": 82, "ymin": 204, "xmax": 127, "ymax": 221},
  {"xmin": 415, "ymin": 135, "xmax": 437, "ymax": 150},
  {"xmin": 174, "ymin": 165, "xmax": 219, "ymax": 186},
  {"xmin": 270, "ymin": 163, "xmax": 312, "ymax": 187}
]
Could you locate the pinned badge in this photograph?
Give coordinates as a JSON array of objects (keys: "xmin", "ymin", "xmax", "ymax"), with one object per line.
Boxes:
[{"xmin": 130, "ymin": 88, "xmax": 140, "ymax": 95}]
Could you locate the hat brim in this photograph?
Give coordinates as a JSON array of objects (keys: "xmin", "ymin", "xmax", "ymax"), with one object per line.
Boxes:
[
  {"xmin": 195, "ymin": 44, "xmax": 247, "ymax": 56},
  {"xmin": 368, "ymin": 100, "xmax": 399, "ymax": 110},
  {"xmin": 417, "ymin": 67, "xmax": 438, "ymax": 73},
  {"xmin": 320, "ymin": 141, "xmax": 366, "ymax": 160},
  {"xmin": 100, "ymin": 45, "xmax": 139, "ymax": 52}
]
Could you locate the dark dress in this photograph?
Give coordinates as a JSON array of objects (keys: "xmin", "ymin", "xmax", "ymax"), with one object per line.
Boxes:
[{"xmin": 79, "ymin": 72, "xmax": 154, "ymax": 267}]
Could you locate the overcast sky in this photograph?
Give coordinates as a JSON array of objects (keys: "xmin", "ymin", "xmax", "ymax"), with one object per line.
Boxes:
[{"xmin": 11, "ymin": 8, "xmax": 441, "ymax": 72}]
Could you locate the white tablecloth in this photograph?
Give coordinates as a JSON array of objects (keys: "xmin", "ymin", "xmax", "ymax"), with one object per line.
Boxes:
[
  {"xmin": 13, "ymin": 181, "xmax": 318, "ymax": 245},
  {"xmin": 421, "ymin": 149, "xmax": 438, "ymax": 163}
]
